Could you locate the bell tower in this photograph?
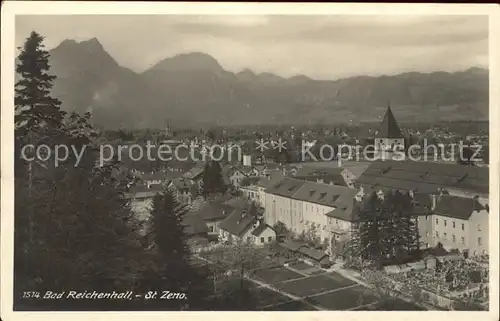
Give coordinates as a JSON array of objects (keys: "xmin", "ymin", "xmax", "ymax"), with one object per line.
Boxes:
[{"xmin": 375, "ymin": 104, "xmax": 404, "ymax": 160}]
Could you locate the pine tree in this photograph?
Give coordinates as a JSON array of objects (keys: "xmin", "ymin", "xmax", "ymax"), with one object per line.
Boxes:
[
  {"xmin": 15, "ymin": 31, "xmax": 64, "ymax": 141},
  {"xmin": 148, "ymin": 191, "xmax": 190, "ymax": 285},
  {"xmin": 146, "ymin": 191, "xmax": 212, "ymax": 310},
  {"xmin": 201, "ymin": 160, "xmax": 225, "ymax": 197},
  {"xmin": 14, "ymin": 32, "xmax": 155, "ymax": 310}
]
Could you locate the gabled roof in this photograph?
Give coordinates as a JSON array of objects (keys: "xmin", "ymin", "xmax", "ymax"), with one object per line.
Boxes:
[
  {"xmin": 182, "ymin": 213, "xmax": 210, "ymax": 235},
  {"xmin": 251, "ymin": 222, "xmax": 273, "ymax": 236},
  {"xmin": 433, "ymin": 195, "xmax": 486, "ymax": 220},
  {"xmin": 279, "ymin": 240, "xmax": 307, "ymax": 251},
  {"xmin": 357, "ymin": 160, "xmax": 489, "ymax": 195},
  {"xmin": 297, "ymin": 247, "xmax": 329, "ymax": 262},
  {"xmin": 187, "ymin": 202, "xmax": 228, "ymax": 222},
  {"xmin": 218, "ymin": 208, "xmax": 257, "ymax": 237},
  {"xmin": 376, "ymin": 105, "xmax": 402, "ymax": 138}
]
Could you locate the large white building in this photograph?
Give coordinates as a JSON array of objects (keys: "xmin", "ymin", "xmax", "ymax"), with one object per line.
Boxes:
[{"xmin": 263, "ymin": 177, "xmax": 358, "ymax": 251}]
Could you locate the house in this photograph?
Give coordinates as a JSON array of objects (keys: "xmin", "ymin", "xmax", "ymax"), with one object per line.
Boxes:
[
  {"xmin": 228, "ymin": 165, "xmax": 260, "ymax": 189},
  {"xmin": 186, "ymin": 202, "xmax": 230, "ymax": 235},
  {"xmin": 218, "ymin": 208, "xmax": 276, "ymax": 246},
  {"xmin": 240, "ymin": 184, "xmax": 261, "ymax": 204},
  {"xmin": 183, "ymin": 163, "xmax": 205, "ymax": 186},
  {"xmin": 430, "ymin": 195, "xmax": 488, "ymax": 256},
  {"xmin": 125, "ymin": 184, "xmax": 164, "ymax": 222},
  {"xmin": 278, "ymin": 240, "xmax": 331, "ymax": 268},
  {"xmin": 251, "ymin": 221, "xmax": 277, "ymax": 246},
  {"xmin": 168, "ymin": 177, "xmax": 198, "ymax": 205},
  {"xmin": 140, "ymin": 170, "xmax": 181, "ymax": 187},
  {"xmin": 182, "ymin": 212, "xmax": 210, "ymax": 238}
]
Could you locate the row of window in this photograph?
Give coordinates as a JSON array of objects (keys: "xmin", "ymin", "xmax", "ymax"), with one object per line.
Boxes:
[
  {"xmin": 434, "ymin": 232, "xmax": 483, "ymax": 246},
  {"xmin": 246, "ymin": 236, "xmax": 273, "ymax": 243},
  {"xmin": 432, "ymin": 217, "xmax": 482, "ymax": 232}
]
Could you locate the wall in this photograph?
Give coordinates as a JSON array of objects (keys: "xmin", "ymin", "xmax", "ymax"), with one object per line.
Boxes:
[
  {"xmin": 432, "ymin": 214, "xmax": 469, "ymax": 252},
  {"xmin": 375, "ymin": 137, "xmax": 405, "ymax": 160},
  {"xmin": 301, "ymin": 201, "xmax": 332, "ymax": 242},
  {"xmin": 206, "ymin": 219, "xmax": 225, "ymax": 235},
  {"xmin": 417, "ymin": 215, "xmax": 434, "ymax": 249},
  {"xmin": 263, "ymin": 192, "xmax": 304, "ymax": 235},
  {"xmin": 253, "ymin": 226, "xmax": 277, "ymax": 246},
  {"xmin": 468, "ymin": 209, "xmax": 489, "ymax": 255}
]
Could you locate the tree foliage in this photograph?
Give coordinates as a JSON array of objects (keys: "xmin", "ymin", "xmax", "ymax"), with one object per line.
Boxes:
[
  {"xmin": 201, "ymin": 160, "xmax": 226, "ymax": 197},
  {"xmin": 13, "ymin": 31, "xmax": 214, "ymax": 311},
  {"xmin": 347, "ymin": 190, "xmax": 421, "ymax": 268}
]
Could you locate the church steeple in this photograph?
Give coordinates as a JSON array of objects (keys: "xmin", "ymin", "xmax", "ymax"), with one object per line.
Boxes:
[{"xmin": 376, "ymin": 104, "xmax": 402, "ymax": 138}]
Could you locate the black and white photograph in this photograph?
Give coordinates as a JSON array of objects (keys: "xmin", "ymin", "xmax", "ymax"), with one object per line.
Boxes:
[{"xmin": 1, "ymin": 1, "xmax": 499, "ymax": 318}]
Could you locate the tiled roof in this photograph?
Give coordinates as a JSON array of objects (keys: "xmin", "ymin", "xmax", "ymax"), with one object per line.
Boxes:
[
  {"xmin": 279, "ymin": 240, "xmax": 307, "ymax": 251},
  {"xmin": 295, "ymin": 167, "xmax": 347, "ymax": 186},
  {"xmin": 325, "ymin": 198, "xmax": 358, "ymax": 221},
  {"xmin": 433, "ymin": 195, "xmax": 485, "ymax": 220},
  {"xmin": 296, "ymin": 167, "xmax": 344, "ymax": 177},
  {"xmin": 357, "ymin": 160, "xmax": 488, "ymax": 195},
  {"xmin": 256, "ymin": 174, "xmax": 284, "ymax": 189},
  {"xmin": 376, "ymin": 106, "xmax": 402, "ymax": 138},
  {"xmin": 251, "ymin": 222, "xmax": 273, "ymax": 236},
  {"xmin": 265, "ymin": 177, "xmax": 306, "ymax": 198},
  {"xmin": 222, "ymin": 197, "xmax": 248, "ymax": 209},
  {"xmin": 293, "ymin": 181, "xmax": 358, "ymax": 208},
  {"xmin": 187, "ymin": 202, "xmax": 228, "ymax": 222},
  {"xmin": 218, "ymin": 209, "xmax": 257, "ymax": 237},
  {"xmin": 182, "ymin": 213, "xmax": 210, "ymax": 236},
  {"xmin": 297, "ymin": 247, "xmax": 329, "ymax": 262}
]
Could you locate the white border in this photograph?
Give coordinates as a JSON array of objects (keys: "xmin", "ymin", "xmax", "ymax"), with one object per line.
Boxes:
[{"xmin": 1, "ymin": 2, "xmax": 499, "ymax": 321}]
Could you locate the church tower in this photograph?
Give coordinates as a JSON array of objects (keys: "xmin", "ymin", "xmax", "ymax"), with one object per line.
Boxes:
[{"xmin": 374, "ymin": 105, "xmax": 404, "ymax": 160}]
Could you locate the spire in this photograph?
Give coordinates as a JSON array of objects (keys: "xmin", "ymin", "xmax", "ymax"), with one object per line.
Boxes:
[{"xmin": 376, "ymin": 104, "xmax": 402, "ymax": 138}]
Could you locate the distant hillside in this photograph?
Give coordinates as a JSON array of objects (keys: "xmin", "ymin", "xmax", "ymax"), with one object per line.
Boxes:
[{"xmin": 42, "ymin": 38, "xmax": 488, "ymax": 129}]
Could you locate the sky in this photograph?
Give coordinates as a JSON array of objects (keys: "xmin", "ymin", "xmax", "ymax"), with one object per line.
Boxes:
[{"xmin": 15, "ymin": 15, "xmax": 489, "ymax": 80}]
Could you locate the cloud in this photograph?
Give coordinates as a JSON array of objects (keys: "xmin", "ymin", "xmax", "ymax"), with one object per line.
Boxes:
[{"xmin": 15, "ymin": 14, "xmax": 488, "ymax": 79}]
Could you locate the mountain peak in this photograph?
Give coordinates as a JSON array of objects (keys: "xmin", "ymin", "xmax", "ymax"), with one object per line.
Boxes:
[
  {"xmin": 150, "ymin": 52, "xmax": 224, "ymax": 73},
  {"xmin": 288, "ymin": 74, "xmax": 312, "ymax": 83},
  {"xmin": 236, "ymin": 68, "xmax": 256, "ymax": 80}
]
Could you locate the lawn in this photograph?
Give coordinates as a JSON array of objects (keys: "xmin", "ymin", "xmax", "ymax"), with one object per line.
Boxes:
[
  {"xmin": 253, "ymin": 287, "xmax": 292, "ymax": 308},
  {"xmin": 274, "ymin": 274, "xmax": 355, "ymax": 297},
  {"xmin": 305, "ymin": 285, "xmax": 377, "ymax": 310},
  {"xmin": 253, "ymin": 267, "xmax": 305, "ymax": 284}
]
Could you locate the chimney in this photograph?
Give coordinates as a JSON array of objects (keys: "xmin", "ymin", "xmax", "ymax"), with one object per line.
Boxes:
[{"xmin": 431, "ymin": 194, "xmax": 438, "ymax": 209}]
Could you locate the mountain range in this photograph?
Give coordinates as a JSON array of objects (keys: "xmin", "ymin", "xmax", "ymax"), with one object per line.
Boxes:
[{"xmin": 43, "ymin": 38, "xmax": 488, "ymax": 129}]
